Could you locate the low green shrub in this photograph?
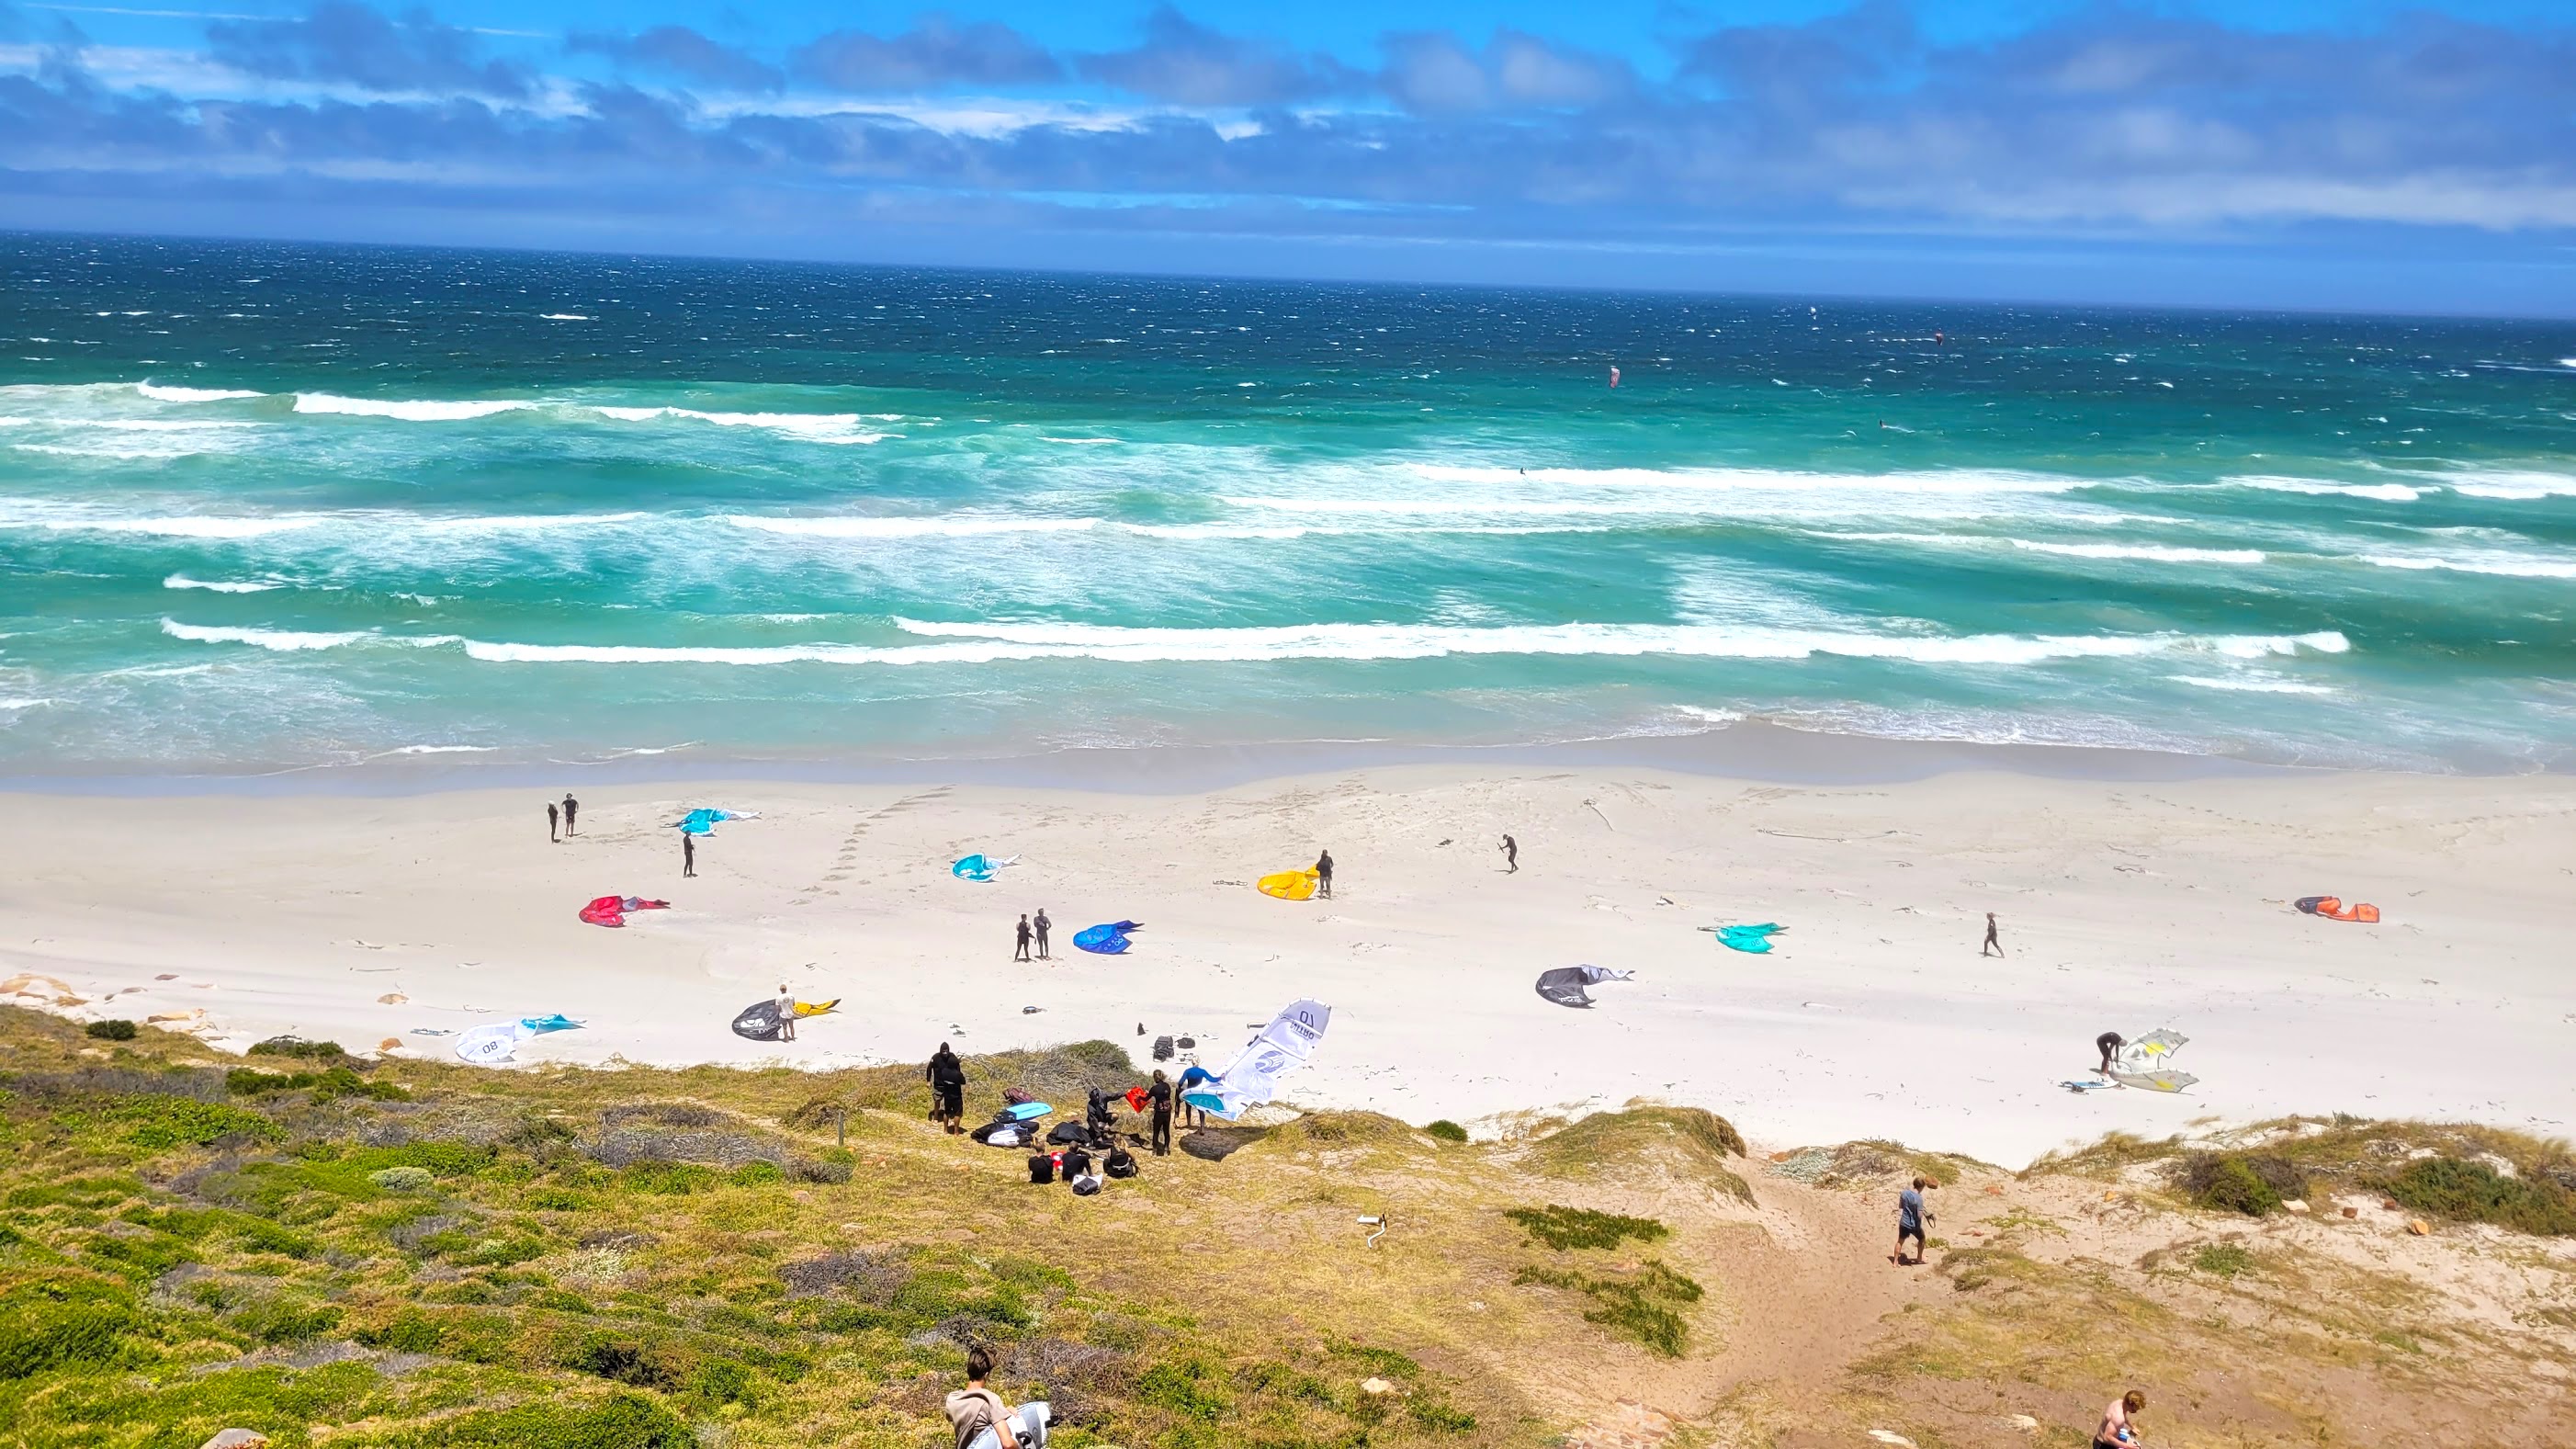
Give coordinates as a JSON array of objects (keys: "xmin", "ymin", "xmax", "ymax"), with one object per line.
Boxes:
[
  {"xmin": 1134, "ymin": 1355, "xmax": 1231, "ymax": 1421},
  {"xmin": 84, "ymin": 1020, "xmax": 138, "ymax": 1042},
  {"xmin": 729, "ymin": 1160, "xmax": 785, "ymax": 1187},
  {"xmin": 2186, "ymin": 1155, "xmax": 2299, "ymax": 1217},
  {"xmin": 369, "ymin": 1166, "xmax": 435, "ymax": 1193},
  {"xmin": 114, "ymin": 1096, "xmax": 283, "ymax": 1152},
  {"xmin": 2382, "ymin": 1158, "xmax": 2576, "ymax": 1236},
  {"xmin": 2192, "ymin": 1242, "xmax": 2255, "ymax": 1279},
  {"xmin": 1513, "ymin": 1259, "xmax": 1700, "ymax": 1357},
  {"xmin": 0, "ymin": 1279, "xmax": 142, "ymax": 1381},
  {"xmin": 246, "ymin": 1036, "xmax": 350, "ymax": 1062},
  {"xmin": 230, "ymin": 1295, "xmax": 342, "ymax": 1345},
  {"xmin": 383, "ymin": 1390, "xmax": 695, "ymax": 1448},
  {"xmin": 1425, "ymin": 1120, "xmax": 1468, "ymax": 1143},
  {"xmin": 1504, "ymin": 1205, "xmax": 1668, "ymax": 1251}
]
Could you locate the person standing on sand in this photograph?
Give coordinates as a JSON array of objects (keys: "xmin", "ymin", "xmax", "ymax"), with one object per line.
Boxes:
[
  {"xmin": 947, "ymin": 1344, "xmax": 1051, "ymax": 1449},
  {"xmin": 561, "ymin": 793, "xmax": 580, "ymax": 836},
  {"xmin": 1891, "ymin": 1176, "xmax": 1934, "ymax": 1266},
  {"xmin": 2097, "ymin": 1031, "xmax": 2126, "ymax": 1075},
  {"xmin": 1176, "ymin": 1064, "xmax": 1213, "ymax": 1129},
  {"xmin": 1147, "ymin": 1070, "xmax": 1173, "ymax": 1156},
  {"xmin": 2093, "ymin": 1388, "xmax": 2145, "ymax": 1448},
  {"xmin": 1315, "ymin": 849, "xmax": 1334, "ymax": 900},
  {"xmin": 775, "ymin": 984, "xmax": 797, "ymax": 1042},
  {"xmin": 928, "ymin": 1042, "xmax": 966, "ymax": 1134},
  {"xmin": 1033, "ymin": 908, "xmax": 1051, "ymax": 960},
  {"xmin": 682, "ymin": 832, "xmax": 695, "ymax": 878},
  {"xmin": 1014, "ymin": 913, "xmax": 1033, "ymax": 962},
  {"xmin": 1982, "ymin": 911, "xmax": 2004, "ymax": 957},
  {"xmin": 547, "ymin": 800, "xmax": 559, "ymax": 843},
  {"xmin": 1501, "ymin": 833, "xmax": 1519, "ymax": 872}
]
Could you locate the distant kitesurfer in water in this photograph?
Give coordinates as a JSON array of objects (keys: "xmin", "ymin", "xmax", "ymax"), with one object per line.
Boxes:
[{"xmin": 1608, "ymin": 365, "xmax": 1621, "ymax": 388}]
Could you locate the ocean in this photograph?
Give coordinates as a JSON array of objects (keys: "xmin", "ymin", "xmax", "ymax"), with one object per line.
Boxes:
[{"xmin": 4, "ymin": 232, "xmax": 2573, "ymax": 779}]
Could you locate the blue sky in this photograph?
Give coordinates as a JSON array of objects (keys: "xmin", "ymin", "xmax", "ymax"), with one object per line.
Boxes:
[{"xmin": 5, "ymin": 1, "xmax": 2574, "ymax": 312}]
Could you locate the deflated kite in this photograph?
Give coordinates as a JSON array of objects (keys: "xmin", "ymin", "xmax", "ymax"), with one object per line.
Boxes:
[
  {"xmin": 1257, "ymin": 870, "xmax": 1319, "ymax": 901},
  {"xmin": 1535, "ymin": 965, "xmax": 1634, "ymax": 1008},
  {"xmin": 1074, "ymin": 921, "xmax": 1142, "ymax": 955},
  {"xmin": 731, "ymin": 1000, "xmax": 788, "ymax": 1042},
  {"xmin": 2295, "ymin": 895, "xmax": 2379, "ymax": 923},
  {"xmin": 1181, "ymin": 999, "xmax": 1331, "ymax": 1120},
  {"xmin": 673, "ymin": 809, "xmax": 758, "ymax": 836},
  {"xmin": 454, "ymin": 1014, "xmax": 583, "ymax": 1066},
  {"xmin": 953, "ymin": 853, "xmax": 1020, "ymax": 882},
  {"xmin": 1701, "ymin": 923, "xmax": 1785, "ymax": 954},
  {"xmin": 2107, "ymin": 1028, "xmax": 2198, "ymax": 1092},
  {"xmin": 580, "ymin": 895, "xmax": 669, "ymax": 928}
]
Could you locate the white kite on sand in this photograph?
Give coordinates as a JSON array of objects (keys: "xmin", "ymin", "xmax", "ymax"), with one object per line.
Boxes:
[
  {"xmin": 454, "ymin": 1014, "xmax": 583, "ymax": 1065},
  {"xmin": 1182, "ymin": 999, "xmax": 1330, "ymax": 1120},
  {"xmin": 2107, "ymin": 1028, "xmax": 2198, "ymax": 1092}
]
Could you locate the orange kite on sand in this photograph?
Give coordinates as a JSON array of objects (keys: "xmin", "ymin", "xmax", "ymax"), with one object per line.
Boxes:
[{"xmin": 2295, "ymin": 895, "xmax": 2379, "ymax": 923}]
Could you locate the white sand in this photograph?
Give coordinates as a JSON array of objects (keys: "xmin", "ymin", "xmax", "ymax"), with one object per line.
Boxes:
[{"xmin": 5, "ymin": 766, "xmax": 2570, "ymax": 1167}]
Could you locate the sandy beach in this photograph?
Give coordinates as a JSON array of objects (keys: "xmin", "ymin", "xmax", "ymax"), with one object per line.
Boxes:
[{"xmin": 6, "ymin": 761, "xmax": 2570, "ymax": 1167}]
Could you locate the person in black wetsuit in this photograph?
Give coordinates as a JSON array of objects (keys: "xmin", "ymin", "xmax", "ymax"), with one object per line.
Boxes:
[
  {"xmin": 682, "ymin": 832, "xmax": 695, "ymax": 877},
  {"xmin": 1982, "ymin": 911, "xmax": 2005, "ymax": 957},
  {"xmin": 1501, "ymin": 833, "xmax": 1519, "ymax": 873},
  {"xmin": 1033, "ymin": 908, "xmax": 1051, "ymax": 959},
  {"xmin": 1014, "ymin": 914, "xmax": 1033, "ymax": 962},
  {"xmin": 547, "ymin": 800, "xmax": 559, "ymax": 843},
  {"xmin": 2096, "ymin": 1031, "xmax": 2125, "ymax": 1075},
  {"xmin": 1147, "ymin": 1070, "xmax": 1173, "ymax": 1156},
  {"xmin": 561, "ymin": 793, "xmax": 580, "ymax": 836},
  {"xmin": 927, "ymin": 1042, "xmax": 966, "ymax": 1134},
  {"xmin": 1315, "ymin": 849, "xmax": 1334, "ymax": 900}
]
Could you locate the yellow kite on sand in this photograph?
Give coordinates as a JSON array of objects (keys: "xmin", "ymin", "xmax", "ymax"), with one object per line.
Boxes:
[
  {"xmin": 792, "ymin": 999, "xmax": 841, "ymax": 1018},
  {"xmin": 1257, "ymin": 870, "xmax": 1319, "ymax": 901}
]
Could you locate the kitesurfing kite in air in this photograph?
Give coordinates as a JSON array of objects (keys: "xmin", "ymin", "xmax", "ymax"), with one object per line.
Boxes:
[
  {"xmin": 1535, "ymin": 965, "xmax": 1633, "ymax": 1008},
  {"xmin": 1608, "ymin": 365, "xmax": 1621, "ymax": 388},
  {"xmin": 1181, "ymin": 999, "xmax": 1331, "ymax": 1120}
]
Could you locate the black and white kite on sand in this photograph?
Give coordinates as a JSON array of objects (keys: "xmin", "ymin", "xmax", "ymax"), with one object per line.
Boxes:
[
  {"xmin": 1535, "ymin": 965, "xmax": 1634, "ymax": 1009},
  {"xmin": 730, "ymin": 1000, "xmax": 788, "ymax": 1042},
  {"xmin": 1181, "ymin": 999, "xmax": 1331, "ymax": 1121},
  {"xmin": 2107, "ymin": 1028, "xmax": 2198, "ymax": 1092}
]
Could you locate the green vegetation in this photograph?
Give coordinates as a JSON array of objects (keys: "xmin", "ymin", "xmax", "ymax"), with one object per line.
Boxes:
[
  {"xmin": 1503, "ymin": 1205, "xmax": 1668, "ymax": 1252},
  {"xmin": 1529, "ymin": 1105, "xmax": 1753, "ymax": 1203},
  {"xmin": 82, "ymin": 1020, "xmax": 136, "ymax": 1042},
  {"xmin": 2187, "ymin": 1156, "xmax": 2294, "ymax": 1217},
  {"xmin": 2191, "ymin": 1242, "xmax": 2255, "ymax": 1280},
  {"xmin": 1424, "ymin": 1119, "xmax": 1468, "ymax": 1143},
  {"xmin": 1511, "ymin": 1262, "xmax": 1702, "ymax": 1357},
  {"xmin": 0, "ymin": 1008, "xmax": 1504, "ymax": 1448},
  {"xmin": 2381, "ymin": 1158, "xmax": 2576, "ymax": 1236}
]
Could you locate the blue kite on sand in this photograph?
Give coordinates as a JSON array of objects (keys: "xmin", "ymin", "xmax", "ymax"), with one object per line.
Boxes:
[
  {"xmin": 1701, "ymin": 923, "xmax": 1786, "ymax": 954},
  {"xmin": 952, "ymin": 853, "xmax": 1020, "ymax": 882},
  {"xmin": 673, "ymin": 809, "xmax": 758, "ymax": 836},
  {"xmin": 1074, "ymin": 921, "xmax": 1142, "ymax": 955}
]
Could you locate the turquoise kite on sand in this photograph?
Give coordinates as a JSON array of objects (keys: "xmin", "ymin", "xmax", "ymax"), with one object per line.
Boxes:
[
  {"xmin": 1701, "ymin": 923, "xmax": 1786, "ymax": 954},
  {"xmin": 674, "ymin": 809, "xmax": 757, "ymax": 836},
  {"xmin": 952, "ymin": 853, "xmax": 1019, "ymax": 882}
]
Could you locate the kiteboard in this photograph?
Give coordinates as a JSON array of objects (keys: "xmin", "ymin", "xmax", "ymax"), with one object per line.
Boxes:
[{"xmin": 1003, "ymin": 1101, "xmax": 1050, "ymax": 1122}]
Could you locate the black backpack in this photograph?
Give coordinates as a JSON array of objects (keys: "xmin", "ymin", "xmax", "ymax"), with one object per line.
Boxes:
[
  {"xmin": 1026, "ymin": 1152, "xmax": 1055, "ymax": 1185},
  {"xmin": 1104, "ymin": 1146, "xmax": 1138, "ymax": 1179}
]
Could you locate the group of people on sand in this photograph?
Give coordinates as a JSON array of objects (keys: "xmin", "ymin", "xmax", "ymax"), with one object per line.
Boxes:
[
  {"xmin": 923, "ymin": 1039, "xmax": 1203, "ymax": 1158},
  {"xmin": 543, "ymin": 793, "xmax": 580, "ymax": 843},
  {"xmin": 1011, "ymin": 910, "xmax": 1053, "ymax": 961}
]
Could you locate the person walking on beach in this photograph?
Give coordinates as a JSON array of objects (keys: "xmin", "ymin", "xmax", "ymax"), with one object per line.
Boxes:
[
  {"xmin": 682, "ymin": 832, "xmax": 695, "ymax": 878},
  {"xmin": 1147, "ymin": 1069, "xmax": 1173, "ymax": 1157},
  {"xmin": 775, "ymin": 984, "xmax": 797, "ymax": 1043},
  {"xmin": 547, "ymin": 800, "xmax": 559, "ymax": 843},
  {"xmin": 947, "ymin": 1344, "xmax": 1051, "ymax": 1449},
  {"xmin": 1315, "ymin": 849, "xmax": 1334, "ymax": 900},
  {"xmin": 2096, "ymin": 1031, "xmax": 2126, "ymax": 1075},
  {"xmin": 2093, "ymin": 1388, "xmax": 2146, "ymax": 1448},
  {"xmin": 1981, "ymin": 911, "xmax": 2004, "ymax": 957},
  {"xmin": 1014, "ymin": 913, "xmax": 1033, "ymax": 962},
  {"xmin": 1033, "ymin": 908, "xmax": 1051, "ymax": 960},
  {"xmin": 927, "ymin": 1042, "xmax": 966, "ymax": 1135},
  {"xmin": 561, "ymin": 793, "xmax": 580, "ymax": 836},
  {"xmin": 1891, "ymin": 1175, "xmax": 1934, "ymax": 1266},
  {"xmin": 1501, "ymin": 833, "xmax": 1519, "ymax": 873}
]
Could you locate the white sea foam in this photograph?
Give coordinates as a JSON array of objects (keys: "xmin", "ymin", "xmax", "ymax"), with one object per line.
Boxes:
[
  {"xmin": 1120, "ymin": 522, "xmax": 1317, "ymax": 540},
  {"xmin": 2009, "ymin": 540, "xmax": 2265, "ymax": 564},
  {"xmin": 2168, "ymin": 675, "xmax": 2337, "ymax": 695},
  {"xmin": 294, "ymin": 393, "xmax": 533, "ymax": 421},
  {"xmin": 2436, "ymin": 470, "xmax": 2576, "ymax": 501},
  {"xmin": 164, "ymin": 575, "xmax": 287, "ymax": 593},
  {"xmin": 593, "ymin": 406, "xmax": 890, "ymax": 444},
  {"xmin": 2359, "ymin": 552, "xmax": 2576, "ymax": 580},
  {"xmin": 411, "ymin": 512, "xmax": 647, "ymax": 533},
  {"xmin": 724, "ymin": 515, "xmax": 1097, "ymax": 538},
  {"xmin": 1404, "ymin": 463, "xmax": 2084, "ymax": 496},
  {"xmin": 138, "ymin": 382, "xmax": 264, "ymax": 402},
  {"xmin": 2226, "ymin": 476, "xmax": 2423, "ymax": 503},
  {"xmin": 3, "ymin": 513, "xmax": 318, "ymax": 538},
  {"xmin": 378, "ymin": 744, "xmax": 495, "ymax": 754},
  {"xmin": 1040, "ymin": 436, "xmax": 1123, "ymax": 445},
  {"xmin": 0, "ymin": 697, "xmax": 54, "ymax": 711},
  {"xmin": 539, "ymin": 313, "xmax": 590, "ymax": 321},
  {"xmin": 161, "ymin": 619, "xmax": 458, "ymax": 651}
]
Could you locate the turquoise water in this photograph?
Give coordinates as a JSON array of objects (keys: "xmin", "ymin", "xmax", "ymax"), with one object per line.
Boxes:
[{"xmin": 5, "ymin": 233, "xmax": 2574, "ymax": 776}]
